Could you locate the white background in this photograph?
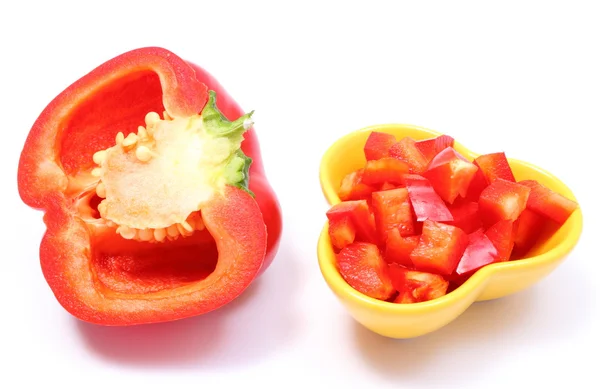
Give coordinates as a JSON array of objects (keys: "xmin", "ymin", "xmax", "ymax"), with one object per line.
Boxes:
[{"xmin": 1, "ymin": 1, "xmax": 598, "ymax": 388}]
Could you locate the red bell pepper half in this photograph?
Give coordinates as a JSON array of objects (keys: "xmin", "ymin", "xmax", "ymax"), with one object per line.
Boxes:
[{"xmin": 17, "ymin": 47, "xmax": 283, "ymax": 326}]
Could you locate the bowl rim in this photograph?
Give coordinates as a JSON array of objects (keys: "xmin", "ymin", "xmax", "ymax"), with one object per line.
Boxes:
[{"xmin": 317, "ymin": 123, "xmax": 583, "ymax": 313}]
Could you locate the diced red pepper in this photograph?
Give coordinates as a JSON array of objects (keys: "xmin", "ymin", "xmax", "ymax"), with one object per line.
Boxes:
[
  {"xmin": 463, "ymin": 168, "xmax": 488, "ymax": 202},
  {"xmin": 326, "ymin": 200, "xmax": 378, "ymax": 244},
  {"xmin": 372, "ymin": 188, "xmax": 415, "ymax": 240},
  {"xmin": 327, "ymin": 216, "xmax": 356, "ymax": 251},
  {"xmin": 388, "ymin": 264, "xmax": 449, "ymax": 304},
  {"xmin": 478, "ymin": 179, "xmax": 531, "ymax": 227},
  {"xmin": 336, "ymin": 242, "xmax": 395, "ymax": 300},
  {"xmin": 518, "ymin": 180, "xmax": 579, "ymax": 224},
  {"xmin": 389, "ymin": 137, "xmax": 429, "ymax": 174},
  {"xmin": 362, "ymin": 157, "xmax": 409, "ymax": 186},
  {"xmin": 380, "ymin": 182, "xmax": 397, "ymax": 191},
  {"xmin": 447, "ymin": 201, "xmax": 482, "ymax": 234},
  {"xmin": 485, "ymin": 219, "xmax": 515, "ymax": 262},
  {"xmin": 384, "ymin": 229, "xmax": 419, "ymax": 267},
  {"xmin": 338, "ymin": 169, "xmax": 377, "ymax": 201},
  {"xmin": 409, "ymin": 220, "xmax": 469, "ymax": 276},
  {"xmin": 512, "ymin": 209, "xmax": 545, "ymax": 257},
  {"xmin": 17, "ymin": 47, "xmax": 283, "ymax": 325},
  {"xmin": 415, "ymin": 135, "xmax": 455, "ymax": 163},
  {"xmin": 423, "ymin": 147, "xmax": 478, "ymax": 204},
  {"xmin": 455, "ymin": 229, "xmax": 498, "ymax": 276},
  {"xmin": 474, "ymin": 152, "xmax": 516, "ymax": 183},
  {"xmin": 364, "ymin": 131, "xmax": 397, "ymax": 161},
  {"xmin": 404, "ymin": 174, "xmax": 453, "ymax": 222}
]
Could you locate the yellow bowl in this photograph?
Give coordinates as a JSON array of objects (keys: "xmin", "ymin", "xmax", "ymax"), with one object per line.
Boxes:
[{"xmin": 317, "ymin": 123, "xmax": 583, "ymax": 339}]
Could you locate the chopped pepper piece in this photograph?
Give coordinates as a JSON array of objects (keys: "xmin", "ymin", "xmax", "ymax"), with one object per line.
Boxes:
[
  {"xmin": 364, "ymin": 131, "xmax": 396, "ymax": 161},
  {"xmin": 327, "ymin": 216, "xmax": 356, "ymax": 251},
  {"xmin": 372, "ymin": 188, "xmax": 415, "ymax": 240},
  {"xmin": 362, "ymin": 157, "xmax": 410, "ymax": 186},
  {"xmin": 388, "ymin": 264, "xmax": 449, "ymax": 303},
  {"xmin": 389, "ymin": 137, "xmax": 429, "ymax": 174},
  {"xmin": 512, "ymin": 209, "xmax": 545, "ymax": 257},
  {"xmin": 447, "ymin": 201, "xmax": 482, "ymax": 234},
  {"xmin": 338, "ymin": 169, "xmax": 377, "ymax": 201},
  {"xmin": 405, "ymin": 174, "xmax": 453, "ymax": 222},
  {"xmin": 17, "ymin": 47, "xmax": 282, "ymax": 325},
  {"xmin": 485, "ymin": 219, "xmax": 515, "ymax": 262},
  {"xmin": 326, "ymin": 200, "xmax": 378, "ymax": 244},
  {"xmin": 518, "ymin": 180, "xmax": 579, "ymax": 224},
  {"xmin": 410, "ymin": 220, "xmax": 469, "ymax": 276},
  {"xmin": 423, "ymin": 147, "xmax": 478, "ymax": 204},
  {"xmin": 474, "ymin": 152, "xmax": 516, "ymax": 184},
  {"xmin": 336, "ymin": 242, "xmax": 395, "ymax": 301},
  {"xmin": 478, "ymin": 179, "xmax": 531, "ymax": 227},
  {"xmin": 415, "ymin": 134, "xmax": 455, "ymax": 163},
  {"xmin": 384, "ymin": 229, "xmax": 419, "ymax": 267},
  {"xmin": 455, "ymin": 229, "xmax": 498, "ymax": 276}
]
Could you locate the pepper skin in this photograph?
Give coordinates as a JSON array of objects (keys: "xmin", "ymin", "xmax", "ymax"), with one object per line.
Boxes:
[{"xmin": 18, "ymin": 47, "xmax": 282, "ymax": 326}]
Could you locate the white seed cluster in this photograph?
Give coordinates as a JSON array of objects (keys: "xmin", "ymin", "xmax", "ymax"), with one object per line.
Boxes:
[
  {"xmin": 91, "ymin": 110, "xmax": 206, "ymax": 242},
  {"xmin": 113, "ymin": 212, "xmax": 205, "ymax": 243}
]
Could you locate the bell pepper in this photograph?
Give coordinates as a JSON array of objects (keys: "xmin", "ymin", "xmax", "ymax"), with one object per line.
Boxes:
[
  {"xmin": 423, "ymin": 146, "xmax": 479, "ymax": 204},
  {"xmin": 17, "ymin": 47, "xmax": 282, "ymax": 326},
  {"xmin": 518, "ymin": 179, "xmax": 579, "ymax": 224},
  {"xmin": 485, "ymin": 219, "xmax": 515, "ymax": 262},
  {"xmin": 338, "ymin": 169, "xmax": 377, "ymax": 201},
  {"xmin": 326, "ymin": 199, "xmax": 378, "ymax": 245},
  {"xmin": 336, "ymin": 242, "xmax": 395, "ymax": 301},
  {"xmin": 362, "ymin": 157, "xmax": 409, "ymax": 186},
  {"xmin": 384, "ymin": 230, "xmax": 419, "ymax": 267},
  {"xmin": 414, "ymin": 134, "xmax": 455, "ymax": 163},
  {"xmin": 364, "ymin": 131, "xmax": 397, "ymax": 161},
  {"xmin": 388, "ymin": 264, "xmax": 449, "ymax": 304},
  {"xmin": 404, "ymin": 174, "xmax": 453, "ymax": 222},
  {"xmin": 390, "ymin": 137, "xmax": 430, "ymax": 174},
  {"xmin": 372, "ymin": 188, "xmax": 415, "ymax": 240},
  {"xmin": 512, "ymin": 209, "xmax": 545, "ymax": 257},
  {"xmin": 409, "ymin": 220, "xmax": 469, "ymax": 276},
  {"xmin": 455, "ymin": 229, "xmax": 498, "ymax": 276},
  {"xmin": 478, "ymin": 179, "xmax": 531, "ymax": 227},
  {"xmin": 474, "ymin": 152, "xmax": 516, "ymax": 184},
  {"xmin": 447, "ymin": 201, "xmax": 482, "ymax": 234}
]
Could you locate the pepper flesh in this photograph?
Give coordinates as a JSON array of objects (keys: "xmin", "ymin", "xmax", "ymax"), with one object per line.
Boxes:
[{"xmin": 18, "ymin": 47, "xmax": 282, "ymax": 325}]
